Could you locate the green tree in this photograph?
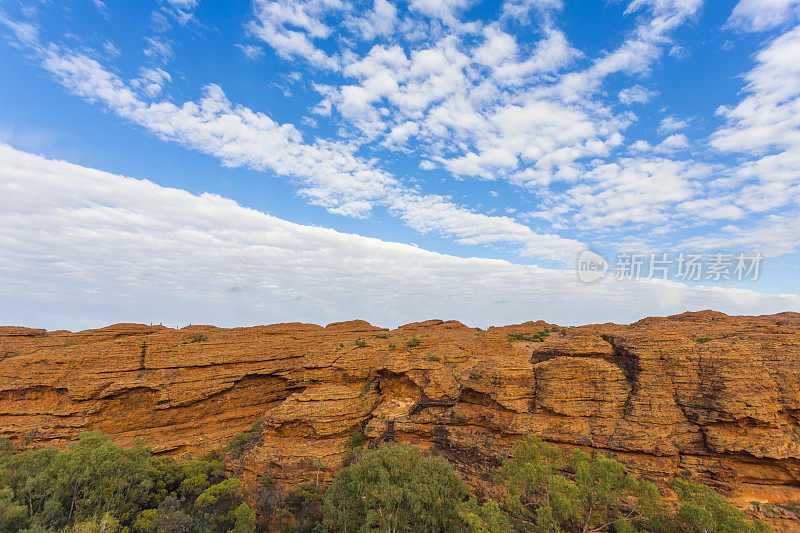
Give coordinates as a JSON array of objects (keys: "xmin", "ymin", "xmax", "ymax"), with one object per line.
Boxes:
[
  {"xmin": 0, "ymin": 487, "xmax": 28, "ymax": 531},
  {"xmin": 321, "ymin": 442, "xmax": 470, "ymax": 532},
  {"xmin": 62, "ymin": 512, "xmax": 122, "ymax": 533},
  {"xmin": 500, "ymin": 435, "xmax": 671, "ymax": 532},
  {"xmin": 0, "ymin": 431, "xmax": 251, "ymax": 532},
  {"xmin": 194, "ymin": 478, "xmax": 255, "ymax": 532},
  {"xmin": 460, "ymin": 498, "xmax": 514, "ymax": 533},
  {"xmin": 670, "ymin": 479, "xmax": 769, "ymax": 533}
]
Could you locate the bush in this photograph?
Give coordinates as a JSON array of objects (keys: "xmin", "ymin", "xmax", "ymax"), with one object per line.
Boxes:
[
  {"xmin": 355, "ymin": 338, "xmax": 367, "ymax": 347},
  {"xmin": 507, "ymin": 331, "xmax": 550, "ymax": 343},
  {"xmin": 226, "ymin": 418, "xmax": 265, "ymax": 456},
  {"xmin": 671, "ymin": 478, "xmax": 769, "ymax": 533},
  {"xmin": 461, "ymin": 498, "xmax": 514, "ymax": 533},
  {"xmin": 344, "ymin": 432, "xmax": 366, "ymax": 452},
  {"xmin": 284, "ymin": 482, "xmax": 323, "ymax": 531},
  {"xmin": 320, "ymin": 442, "xmax": 470, "ymax": 532},
  {"xmin": 405, "ymin": 335, "xmax": 421, "ymax": 348},
  {"xmin": 0, "ymin": 431, "xmax": 254, "ymax": 533},
  {"xmin": 189, "ymin": 334, "xmax": 208, "ymax": 343},
  {"xmin": 695, "ymin": 336, "xmax": 713, "ymax": 344},
  {"xmin": 500, "ymin": 435, "xmax": 671, "ymax": 532}
]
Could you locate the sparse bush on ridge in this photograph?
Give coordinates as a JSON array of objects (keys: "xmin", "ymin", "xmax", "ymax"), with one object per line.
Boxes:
[
  {"xmin": 507, "ymin": 330, "xmax": 551, "ymax": 343},
  {"xmin": 405, "ymin": 335, "xmax": 421, "ymax": 347},
  {"xmin": 344, "ymin": 431, "xmax": 366, "ymax": 452},
  {"xmin": 227, "ymin": 418, "xmax": 265, "ymax": 457}
]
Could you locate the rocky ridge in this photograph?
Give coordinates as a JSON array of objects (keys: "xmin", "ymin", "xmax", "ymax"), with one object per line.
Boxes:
[{"xmin": 1, "ymin": 311, "xmax": 799, "ymax": 529}]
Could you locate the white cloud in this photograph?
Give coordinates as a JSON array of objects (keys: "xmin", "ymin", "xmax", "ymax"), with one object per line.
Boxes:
[
  {"xmin": 668, "ymin": 44, "xmax": 689, "ymax": 58},
  {"xmin": 348, "ymin": 0, "xmax": 398, "ymax": 40},
  {"xmin": 1, "ymin": 144, "xmax": 796, "ymax": 330},
  {"xmin": 9, "ymin": 0, "xmax": 797, "ymax": 268},
  {"xmin": 11, "ymin": 31, "xmax": 582, "ymax": 260},
  {"xmin": 236, "ymin": 44, "xmax": 265, "ymax": 60},
  {"xmin": 165, "ymin": 0, "xmax": 198, "ymax": 7},
  {"xmin": 711, "ymin": 25, "xmax": 800, "ymax": 210},
  {"xmin": 502, "ymin": 0, "xmax": 563, "ymax": 20},
  {"xmin": 161, "ymin": 0, "xmax": 199, "ymax": 25},
  {"xmin": 91, "ymin": 0, "xmax": 107, "ymax": 14},
  {"xmin": 680, "ymin": 212, "xmax": 800, "ymax": 257},
  {"xmin": 143, "ymin": 36, "xmax": 174, "ymax": 64},
  {"xmin": 248, "ymin": 0, "xmax": 344, "ymax": 69},
  {"xmin": 131, "ymin": 67, "xmax": 171, "ymax": 97},
  {"xmin": 407, "ymin": 0, "xmax": 474, "ymax": 27},
  {"xmin": 533, "ymin": 156, "xmax": 713, "ymax": 228},
  {"xmin": 618, "ymin": 84, "xmax": 659, "ymax": 105},
  {"xmin": 658, "ymin": 115, "xmax": 689, "ymax": 133},
  {"xmin": 727, "ymin": 0, "xmax": 800, "ymax": 32},
  {"xmin": 654, "ymin": 132, "xmax": 690, "ymax": 153}
]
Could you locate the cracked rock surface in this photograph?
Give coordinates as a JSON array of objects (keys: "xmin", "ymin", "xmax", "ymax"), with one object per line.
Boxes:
[{"xmin": 1, "ymin": 311, "xmax": 799, "ymax": 529}]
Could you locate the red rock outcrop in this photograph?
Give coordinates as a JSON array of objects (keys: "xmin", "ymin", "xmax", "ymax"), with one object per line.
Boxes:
[{"xmin": 1, "ymin": 312, "xmax": 799, "ymax": 529}]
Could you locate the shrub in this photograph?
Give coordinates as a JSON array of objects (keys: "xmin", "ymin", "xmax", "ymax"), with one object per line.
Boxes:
[
  {"xmin": 320, "ymin": 442, "xmax": 470, "ymax": 532},
  {"xmin": 376, "ymin": 333, "xmax": 390, "ymax": 339},
  {"xmin": 507, "ymin": 330, "xmax": 551, "ymax": 343},
  {"xmin": 226, "ymin": 419, "xmax": 265, "ymax": 457},
  {"xmin": 344, "ymin": 432, "xmax": 366, "ymax": 452},
  {"xmin": 63, "ymin": 512, "xmax": 122, "ymax": 533},
  {"xmin": 500, "ymin": 435, "xmax": 671, "ymax": 532},
  {"xmin": 355, "ymin": 338, "xmax": 367, "ymax": 348},
  {"xmin": 695, "ymin": 336, "xmax": 714, "ymax": 344},
  {"xmin": 283, "ymin": 482, "xmax": 323, "ymax": 530},
  {"xmin": 0, "ymin": 430, "xmax": 253, "ymax": 532},
  {"xmin": 189, "ymin": 333, "xmax": 208, "ymax": 343},
  {"xmin": 461, "ymin": 498, "xmax": 514, "ymax": 533},
  {"xmin": 428, "ymin": 353, "xmax": 443, "ymax": 362},
  {"xmin": 671, "ymin": 478, "xmax": 769, "ymax": 533},
  {"xmin": 405, "ymin": 335, "xmax": 421, "ymax": 348}
]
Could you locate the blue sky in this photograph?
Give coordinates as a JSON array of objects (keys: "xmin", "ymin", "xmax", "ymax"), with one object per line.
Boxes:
[{"xmin": 1, "ymin": 0, "xmax": 800, "ymax": 330}]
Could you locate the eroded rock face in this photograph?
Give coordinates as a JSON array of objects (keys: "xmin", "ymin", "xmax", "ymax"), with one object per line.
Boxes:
[{"xmin": 1, "ymin": 312, "xmax": 799, "ymax": 529}]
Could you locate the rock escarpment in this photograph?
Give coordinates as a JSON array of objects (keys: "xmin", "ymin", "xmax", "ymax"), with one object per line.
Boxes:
[{"xmin": 1, "ymin": 311, "xmax": 799, "ymax": 529}]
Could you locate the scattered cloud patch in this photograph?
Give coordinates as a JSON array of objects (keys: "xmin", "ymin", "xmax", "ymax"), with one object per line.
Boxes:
[
  {"xmin": 618, "ymin": 84, "xmax": 659, "ymax": 105},
  {"xmin": 727, "ymin": 0, "xmax": 800, "ymax": 32}
]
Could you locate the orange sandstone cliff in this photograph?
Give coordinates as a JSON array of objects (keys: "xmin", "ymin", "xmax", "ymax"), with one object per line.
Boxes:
[{"xmin": 1, "ymin": 311, "xmax": 799, "ymax": 529}]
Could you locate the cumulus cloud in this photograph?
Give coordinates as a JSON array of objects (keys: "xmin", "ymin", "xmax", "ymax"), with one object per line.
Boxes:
[
  {"xmin": 5, "ymin": 0, "xmax": 800, "ymax": 272},
  {"xmin": 247, "ymin": 0, "xmax": 344, "ymax": 69},
  {"xmin": 4, "ymin": 25, "xmax": 582, "ymax": 260},
  {"xmin": 1, "ymin": 144, "xmax": 796, "ymax": 331},
  {"xmin": 711, "ymin": 25, "xmax": 800, "ymax": 210},
  {"xmin": 618, "ymin": 84, "xmax": 659, "ymax": 105},
  {"xmin": 533, "ymin": 156, "xmax": 712, "ymax": 228},
  {"xmin": 727, "ymin": 0, "xmax": 800, "ymax": 32},
  {"xmin": 658, "ymin": 115, "xmax": 689, "ymax": 133}
]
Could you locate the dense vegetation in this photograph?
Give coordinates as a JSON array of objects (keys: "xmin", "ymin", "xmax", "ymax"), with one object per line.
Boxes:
[
  {"xmin": 0, "ymin": 432, "xmax": 255, "ymax": 533},
  {"xmin": 0, "ymin": 432, "xmax": 769, "ymax": 532}
]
